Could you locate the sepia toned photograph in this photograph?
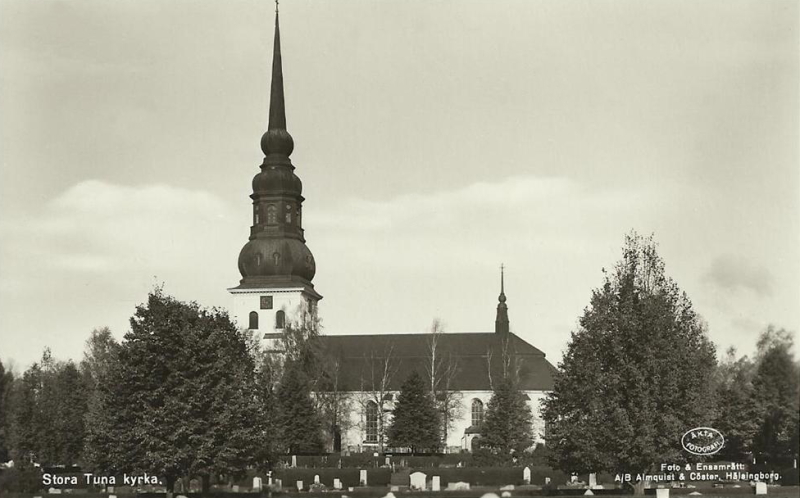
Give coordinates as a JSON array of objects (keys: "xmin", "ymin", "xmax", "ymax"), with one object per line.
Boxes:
[{"xmin": 0, "ymin": 1, "xmax": 798, "ymax": 497}]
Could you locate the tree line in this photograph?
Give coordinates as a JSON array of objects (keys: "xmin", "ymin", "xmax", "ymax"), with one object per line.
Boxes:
[{"xmin": 542, "ymin": 233, "xmax": 799, "ymax": 494}]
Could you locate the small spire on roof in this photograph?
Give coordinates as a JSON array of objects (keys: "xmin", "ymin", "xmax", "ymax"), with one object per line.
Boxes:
[{"xmin": 495, "ymin": 264, "xmax": 509, "ymax": 334}]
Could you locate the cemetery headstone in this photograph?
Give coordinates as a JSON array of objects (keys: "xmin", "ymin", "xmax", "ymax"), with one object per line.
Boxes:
[
  {"xmin": 296, "ymin": 480, "xmax": 303, "ymax": 491},
  {"xmin": 291, "ymin": 455, "xmax": 297, "ymax": 468},
  {"xmin": 410, "ymin": 472, "xmax": 426, "ymax": 490},
  {"xmin": 523, "ymin": 466, "xmax": 531, "ymax": 484},
  {"xmin": 447, "ymin": 481, "xmax": 470, "ymax": 491},
  {"xmin": 385, "ymin": 456, "xmax": 391, "ymax": 466},
  {"xmin": 383, "ymin": 493, "xmax": 396, "ymax": 498},
  {"xmin": 253, "ymin": 477, "xmax": 263, "ymax": 492},
  {"xmin": 502, "ymin": 492, "xmax": 512, "ymax": 498},
  {"xmin": 584, "ymin": 490, "xmax": 594, "ymax": 496},
  {"xmin": 333, "ymin": 478, "xmax": 342, "ymax": 490},
  {"xmin": 656, "ymin": 489, "xmax": 669, "ymax": 498},
  {"xmin": 500, "ymin": 485, "xmax": 515, "ymax": 491},
  {"xmin": 48, "ymin": 489, "xmax": 62, "ymax": 494},
  {"xmin": 479, "ymin": 493, "xmax": 499, "ymax": 498},
  {"xmin": 232, "ymin": 485, "xmax": 239, "ymax": 492},
  {"xmin": 589, "ymin": 473, "xmax": 597, "ymax": 488},
  {"xmin": 360, "ymin": 469, "xmax": 368, "ymax": 486},
  {"xmin": 432, "ymin": 476, "xmax": 441, "ymax": 492},
  {"xmin": 755, "ymin": 482, "xmax": 767, "ymax": 495},
  {"xmin": 545, "ymin": 477, "xmax": 551, "ymax": 485},
  {"xmin": 314, "ymin": 475, "xmax": 320, "ymax": 485}
]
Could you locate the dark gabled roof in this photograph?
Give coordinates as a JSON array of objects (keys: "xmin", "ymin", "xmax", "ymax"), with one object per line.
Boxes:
[{"xmin": 316, "ymin": 332, "xmax": 556, "ymax": 392}]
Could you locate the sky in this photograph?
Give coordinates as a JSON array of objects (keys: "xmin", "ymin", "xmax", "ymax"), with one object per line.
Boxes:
[{"xmin": 1, "ymin": 0, "xmax": 798, "ymax": 371}]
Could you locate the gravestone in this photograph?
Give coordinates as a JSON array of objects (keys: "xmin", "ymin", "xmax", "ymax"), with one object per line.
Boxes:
[
  {"xmin": 589, "ymin": 473, "xmax": 597, "ymax": 488},
  {"xmin": 253, "ymin": 477, "xmax": 262, "ymax": 492},
  {"xmin": 232, "ymin": 485, "xmax": 239, "ymax": 492},
  {"xmin": 410, "ymin": 472, "xmax": 426, "ymax": 490},
  {"xmin": 688, "ymin": 492, "xmax": 702, "ymax": 496},
  {"xmin": 333, "ymin": 478, "xmax": 342, "ymax": 490},
  {"xmin": 385, "ymin": 456, "xmax": 391, "ymax": 466},
  {"xmin": 108, "ymin": 487, "xmax": 115, "ymax": 494},
  {"xmin": 383, "ymin": 493, "xmax": 396, "ymax": 498},
  {"xmin": 479, "ymin": 493, "xmax": 499, "ymax": 498},
  {"xmin": 432, "ymin": 476, "xmax": 441, "ymax": 492},
  {"xmin": 48, "ymin": 489, "xmax": 62, "ymax": 494},
  {"xmin": 360, "ymin": 469, "xmax": 368, "ymax": 486},
  {"xmin": 500, "ymin": 485, "xmax": 515, "ymax": 491},
  {"xmin": 314, "ymin": 475, "xmax": 320, "ymax": 485},
  {"xmin": 109, "ymin": 495, "xmax": 117, "ymax": 498},
  {"xmin": 296, "ymin": 480, "xmax": 303, "ymax": 491},
  {"xmin": 545, "ymin": 477, "xmax": 551, "ymax": 485},
  {"xmin": 502, "ymin": 492, "xmax": 512, "ymax": 498},
  {"xmin": 656, "ymin": 489, "xmax": 669, "ymax": 498},
  {"xmin": 755, "ymin": 482, "xmax": 767, "ymax": 495},
  {"xmin": 584, "ymin": 490, "xmax": 593, "ymax": 496},
  {"xmin": 523, "ymin": 466, "xmax": 531, "ymax": 484},
  {"xmin": 291, "ymin": 455, "xmax": 297, "ymax": 468},
  {"xmin": 447, "ymin": 481, "xmax": 470, "ymax": 491}
]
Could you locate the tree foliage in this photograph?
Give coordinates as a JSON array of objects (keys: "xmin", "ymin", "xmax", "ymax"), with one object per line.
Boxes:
[
  {"xmin": 542, "ymin": 233, "xmax": 717, "ymax": 479},
  {"xmin": 712, "ymin": 347, "xmax": 759, "ymax": 461},
  {"xmin": 0, "ymin": 360, "xmax": 13, "ymax": 462},
  {"xmin": 478, "ymin": 376, "xmax": 534, "ymax": 460},
  {"xmin": 751, "ymin": 326, "xmax": 799, "ymax": 462},
  {"xmin": 388, "ymin": 371, "xmax": 441, "ymax": 453},
  {"xmin": 85, "ymin": 289, "xmax": 267, "ymax": 490},
  {"xmin": 276, "ymin": 359, "xmax": 325, "ymax": 454},
  {"xmin": 8, "ymin": 350, "xmax": 87, "ymax": 466}
]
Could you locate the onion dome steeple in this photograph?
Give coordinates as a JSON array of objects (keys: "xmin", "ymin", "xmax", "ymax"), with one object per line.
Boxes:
[
  {"xmin": 495, "ymin": 264, "xmax": 509, "ymax": 334},
  {"xmin": 234, "ymin": 5, "xmax": 319, "ymax": 293}
]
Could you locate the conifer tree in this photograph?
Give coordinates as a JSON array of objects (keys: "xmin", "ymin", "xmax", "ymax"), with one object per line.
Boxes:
[
  {"xmin": 276, "ymin": 359, "xmax": 325, "ymax": 454},
  {"xmin": 479, "ymin": 376, "xmax": 534, "ymax": 458},
  {"xmin": 388, "ymin": 371, "xmax": 441, "ymax": 453}
]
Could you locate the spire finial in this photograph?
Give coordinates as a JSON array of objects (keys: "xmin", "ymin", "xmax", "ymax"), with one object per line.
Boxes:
[
  {"xmin": 260, "ymin": 1, "xmax": 294, "ymax": 156},
  {"xmin": 495, "ymin": 265, "xmax": 509, "ymax": 334}
]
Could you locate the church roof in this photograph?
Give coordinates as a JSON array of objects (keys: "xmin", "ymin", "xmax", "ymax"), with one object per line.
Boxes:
[{"xmin": 317, "ymin": 332, "xmax": 557, "ymax": 392}]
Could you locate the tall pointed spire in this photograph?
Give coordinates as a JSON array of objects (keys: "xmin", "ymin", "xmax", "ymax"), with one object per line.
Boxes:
[
  {"xmin": 261, "ymin": 4, "xmax": 294, "ymax": 157},
  {"xmin": 495, "ymin": 264, "xmax": 509, "ymax": 334}
]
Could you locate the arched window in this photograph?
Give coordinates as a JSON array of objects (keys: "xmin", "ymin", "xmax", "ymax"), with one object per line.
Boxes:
[
  {"xmin": 275, "ymin": 310, "xmax": 285, "ymax": 329},
  {"xmin": 248, "ymin": 311, "xmax": 259, "ymax": 330},
  {"xmin": 285, "ymin": 204, "xmax": 292, "ymax": 223},
  {"xmin": 471, "ymin": 399, "xmax": 484, "ymax": 427},
  {"xmin": 365, "ymin": 401, "xmax": 378, "ymax": 443},
  {"xmin": 266, "ymin": 204, "xmax": 277, "ymax": 224},
  {"xmin": 254, "ymin": 206, "xmax": 260, "ymax": 224}
]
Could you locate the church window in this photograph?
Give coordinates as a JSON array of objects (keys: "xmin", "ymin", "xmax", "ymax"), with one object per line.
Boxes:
[
  {"xmin": 275, "ymin": 310, "xmax": 285, "ymax": 329},
  {"xmin": 273, "ymin": 252, "xmax": 281, "ymax": 266},
  {"xmin": 365, "ymin": 401, "xmax": 379, "ymax": 443},
  {"xmin": 256, "ymin": 253, "xmax": 262, "ymax": 266},
  {"xmin": 471, "ymin": 399, "xmax": 484, "ymax": 426},
  {"xmin": 254, "ymin": 206, "xmax": 260, "ymax": 224},
  {"xmin": 260, "ymin": 296, "xmax": 273, "ymax": 310},
  {"xmin": 248, "ymin": 311, "xmax": 259, "ymax": 330},
  {"xmin": 266, "ymin": 204, "xmax": 277, "ymax": 224},
  {"xmin": 285, "ymin": 204, "xmax": 292, "ymax": 223}
]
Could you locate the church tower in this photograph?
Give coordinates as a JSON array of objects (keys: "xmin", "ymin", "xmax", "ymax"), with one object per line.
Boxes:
[{"xmin": 228, "ymin": 8, "xmax": 321, "ymax": 345}]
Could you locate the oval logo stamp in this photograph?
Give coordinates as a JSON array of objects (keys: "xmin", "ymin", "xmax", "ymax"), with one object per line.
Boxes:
[{"xmin": 681, "ymin": 427, "xmax": 724, "ymax": 456}]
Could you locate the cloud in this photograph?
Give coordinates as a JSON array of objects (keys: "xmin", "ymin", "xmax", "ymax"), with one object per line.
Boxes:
[
  {"xmin": 704, "ymin": 255, "xmax": 774, "ymax": 297},
  {"xmin": 0, "ymin": 180, "xmax": 238, "ymax": 285}
]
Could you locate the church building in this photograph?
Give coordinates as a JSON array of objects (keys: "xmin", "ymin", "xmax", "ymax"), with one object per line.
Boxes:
[{"xmin": 228, "ymin": 9, "xmax": 556, "ymax": 452}]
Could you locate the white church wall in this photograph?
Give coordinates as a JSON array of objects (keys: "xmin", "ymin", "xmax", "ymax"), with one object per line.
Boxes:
[
  {"xmin": 337, "ymin": 389, "xmax": 549, "ymax": 453},
  {"xmin": 229, "ymin": 287, "xmax": 313, "ymax": 345}
]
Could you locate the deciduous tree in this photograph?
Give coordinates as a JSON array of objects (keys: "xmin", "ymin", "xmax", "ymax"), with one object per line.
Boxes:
[{"xmin": 542, "ymin": 233, "xmax": 716, "ymax": 495}]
